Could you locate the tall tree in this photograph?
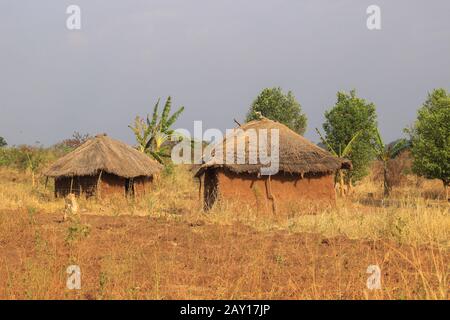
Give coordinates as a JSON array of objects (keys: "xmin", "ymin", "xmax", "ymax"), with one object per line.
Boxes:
[
  {"xmin": 129, "ymin": 96, "xmax": 184, "ymax": 163},
  {"xmin": 322, "ymin": 90, "xmax": 378, "ymax": 184},
  {"xmin": 407, "ymin": 88, "xmax": 450, "ymax": 199},
  {"xmin": 246, "ymin": 87, "xmax": 307, "ymax": 135}
]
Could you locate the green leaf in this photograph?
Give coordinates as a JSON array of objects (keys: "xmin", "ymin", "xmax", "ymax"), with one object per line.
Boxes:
[
  {"xmin": 147, "ymin": 98, "xmax": 160, "ymax": 128},
  {"xmin": 315, "ymin": 128, "xmax": 338, "ymax": 157},
  {"xmin": 341, "ymin": 130, "xmax": 363, "ymax": 157},
  {"xmin": 160, "ymin": 96, "xmax": 172, "ymax": 131},
  {"xmin": 165, "ymin": 106, "xmax": 185, "ymax": 129}
]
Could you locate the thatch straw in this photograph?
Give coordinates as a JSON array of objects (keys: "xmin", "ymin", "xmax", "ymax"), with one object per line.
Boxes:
[
  {"xmin": 44, "ymin": 134, "xmax": 163, "ymax": 178},
  {"xmin": 195, "ymin": 118, "xmax": 351, "ymax": 176}
]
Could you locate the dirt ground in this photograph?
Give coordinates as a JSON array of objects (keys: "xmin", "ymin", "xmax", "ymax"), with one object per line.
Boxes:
[{"xmin": 0, "ymin": 209, "xmax": 447, "ymax": 300}]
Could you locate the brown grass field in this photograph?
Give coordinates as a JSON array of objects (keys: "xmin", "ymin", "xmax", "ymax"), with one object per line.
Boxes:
[{"xmin": 0, "ymin": 166, "xmax": 448, "ymax": 300}]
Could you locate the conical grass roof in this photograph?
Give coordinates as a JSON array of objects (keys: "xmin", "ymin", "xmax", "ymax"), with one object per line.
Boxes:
[
  {"xmin": 195, "ymin": 118, "xmax": 351, "ymax": 176},
  {"xmin": 44, "ymin": 134, "xmax": 163, "ymax": 178}
]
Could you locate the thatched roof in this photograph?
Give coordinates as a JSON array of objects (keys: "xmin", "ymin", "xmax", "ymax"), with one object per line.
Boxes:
[
  {"xmin": 44, "ymin": 134, "xmax": 163, "ymax": 178},
  {"xmin": 195, "ymin": 118, "xmax": 351, "ymax": 176}
]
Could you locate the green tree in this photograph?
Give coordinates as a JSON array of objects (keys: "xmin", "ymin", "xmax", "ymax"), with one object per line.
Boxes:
[
  {"xmin": 129, "ymin": 96, "xmax": 184, "ymax": 163},
  {"xmin": 0, "ymin": 137, "xmax": 6, "ymax": 147},
  {"xmin": 407, "ymin": 88, "xmax": 450, "ymax": 199},
  {"xmin": 322, "ymin": 90, "xmax": 378, "ymax": 184},
  {"xmin": 246, "ymin": 87, "xmax": 307, "ymax": 135},
  {"xmin": 372, "ymin": 128, "xmax": 409, "ymax": 197}
]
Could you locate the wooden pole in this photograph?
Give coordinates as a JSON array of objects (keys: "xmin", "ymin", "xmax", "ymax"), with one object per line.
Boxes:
[
  {"xmin": 131, "ymin": 178, "xmax": 135, "ymax": 198},
  {"xmin": 198, "ymin": 176, "xmax": 202, "ymax": 201},
  {"xmin": 97, "ymin": 170, "xmax": 103, "ymax": 199},
  {"xmin": 265, "ymin": 175, "xmax": 277, "ymax": 214},
  {"xmin": 69, "ymin": 177, "xmax": 74, "ymax": 194}
]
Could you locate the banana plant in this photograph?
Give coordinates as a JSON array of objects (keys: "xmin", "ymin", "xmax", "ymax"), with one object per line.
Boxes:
[
  {"xmin": 129, "ymin": 116, "xmax": 152, "ymax": 153},
  {"xmin": 372, "ymin": 128, "xmax": 409, "ymax": 197},
  {"xmin": 147, "ymin": 131, "xmax": 170, "ymax": 163},
  {"xmin": 316, "ymin": 128, "xmax": 362, "ymax": 196},
  {"xmin": 129, "ymin": 97, "xmax": 184, "ymax": 163}
]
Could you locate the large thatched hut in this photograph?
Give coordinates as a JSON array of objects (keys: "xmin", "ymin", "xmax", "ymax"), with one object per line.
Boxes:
[
  {"xmin": 195, "ymin": 118, "xmax": 351, "ymax": 212},
  {"xmin": 44, "ymin": 134, "xmax": 162, "ymax": 198}
]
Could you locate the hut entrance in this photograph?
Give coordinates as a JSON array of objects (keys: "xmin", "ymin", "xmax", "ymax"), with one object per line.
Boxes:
[
  {"xmin": 125, "ymin": 178, "xmax": 135, "ymax": 197},
  {"xmin": 204, "ymin": 170, "xmax": 219, "ymax": 210}
]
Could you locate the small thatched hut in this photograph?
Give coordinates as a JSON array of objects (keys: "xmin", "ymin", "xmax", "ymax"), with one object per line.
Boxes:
[
  {"xmin": 195, "ymin": 118, "xmax": 351, "ymax": 212},
  {"xmin": 44, "ymin": 134, "xmax": 162, "ymax": 198}
]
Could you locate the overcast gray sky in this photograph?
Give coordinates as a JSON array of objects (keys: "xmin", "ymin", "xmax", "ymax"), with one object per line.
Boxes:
[{"xmin": 1, "ymin": 0, "xmax": 449, "ymax": 146}]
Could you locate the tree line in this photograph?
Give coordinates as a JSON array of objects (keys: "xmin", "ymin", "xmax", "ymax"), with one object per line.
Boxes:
[
  {"xmin": 1, "ymin": 88, "xmax": 448, "ymax": 198},
  {"xmin": 245, "ymin": 87, "xmax": 449, "ymax": 198}
]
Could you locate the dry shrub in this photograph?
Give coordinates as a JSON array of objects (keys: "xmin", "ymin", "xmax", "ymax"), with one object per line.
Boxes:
[{"xmin": 371, "ymin": 150, "xmax": 412, "ymax": 188}]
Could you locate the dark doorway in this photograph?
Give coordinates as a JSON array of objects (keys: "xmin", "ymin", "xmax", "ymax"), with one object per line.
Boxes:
[
  {"xmin": 204, "ymin": 169, "xmax": 219, "ymax": 210},
  {"xmin": 125, "ymin": 178, "xmax": 135, "ymax": 197}
]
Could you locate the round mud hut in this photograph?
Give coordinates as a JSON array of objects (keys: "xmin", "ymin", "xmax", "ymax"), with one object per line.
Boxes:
[
  {"xmin": 44, "ymin": 134, "xmax": 163, "ymax": 198},
  {"xmin": 195, "ymin": 118, "xmax": 351, "ymax": 213}
]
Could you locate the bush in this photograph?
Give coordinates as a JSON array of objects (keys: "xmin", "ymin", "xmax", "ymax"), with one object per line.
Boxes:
[
  {"xmin": 372, "ymin": 150, "xmax": 412, "ymax": 188},
  {"xmin": 0, "ymin": 136, "xmax": 7, "ymax": 147},
  {"xmin": 0, "ymin": 147, "xmax": 23, "ymax": 167}
]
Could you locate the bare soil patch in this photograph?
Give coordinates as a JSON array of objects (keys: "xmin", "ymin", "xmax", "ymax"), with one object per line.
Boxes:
[{"xmin": 0, "ymin": 210, "xmax": 447, "ymax": 299}]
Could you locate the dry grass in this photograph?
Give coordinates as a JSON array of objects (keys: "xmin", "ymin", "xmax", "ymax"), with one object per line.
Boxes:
[{"xmin": 0, "ymin": 166, "xmax": 448, "ymax": 300}]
